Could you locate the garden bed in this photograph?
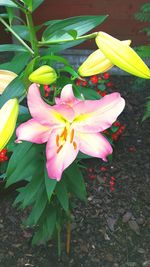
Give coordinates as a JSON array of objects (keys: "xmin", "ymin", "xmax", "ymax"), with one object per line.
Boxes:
[{"xmin": 0, "ymin": 76, "xmax": 150, "ymax": 267}]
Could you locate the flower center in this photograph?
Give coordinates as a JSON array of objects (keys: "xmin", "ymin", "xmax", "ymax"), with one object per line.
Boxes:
[{"xmin": 56, "ymin": 127, "xmax": 77, "ymax": 153}]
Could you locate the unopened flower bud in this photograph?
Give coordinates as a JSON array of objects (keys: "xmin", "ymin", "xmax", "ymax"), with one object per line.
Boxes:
[
  {"xmin": 78, "ymin": 40, "xmax": 131, "ymax": 77},
  {"xmin": 0, "ymin": 70, "xmax": 17, "ymax": 94},
  {"xmin": 0, "ymin": 98, "xmax": 19, "ymax": 150},
  {"xmin": 96, "ymin": 31, "xmax": 150, "ymax": 79},
  {"xmin": 29, "ymin": 65, "xmax": 57, "ymax": 85}
]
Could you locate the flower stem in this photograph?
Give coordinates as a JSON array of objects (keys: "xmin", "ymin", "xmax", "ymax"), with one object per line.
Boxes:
[
  {"xmin": 57, "ymin": 226, "xmax": 61, "ymax": 258},
  {"xmin": 0, "ymin": 17, "xmax": 34, "ymax": 55},
  {"xmin": 38, "ymin": 32, "xmax": 98, "ymax": 46},
  {"xmin": 66, "ymin": 220, "xmax": 71, "ymax": 255},
  {"xmin": 25, "ymin": 11, "xmax": 39, "ymax": 57}
]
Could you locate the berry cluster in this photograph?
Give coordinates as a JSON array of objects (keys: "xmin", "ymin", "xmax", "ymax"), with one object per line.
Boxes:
[
  {"xmin": 0, "ymin": 148, "xmax": 8, "ymax": 162},
  {"xmin": 43, "ymin": 85, "xmax": 51, "ymax": 97},
  {"xmin": 87, "ymin": 165, "xmax": 117, "ymax": 192}
]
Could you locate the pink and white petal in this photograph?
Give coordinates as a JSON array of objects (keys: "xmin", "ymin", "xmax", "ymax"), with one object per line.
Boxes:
[
  {"xmin": 27, "ymin": 83, "xmax": 67, "ymax": 127},
  {"xmin": 78, "ymin": 132, "xmax": 112, "ymax": 161},
  {"xmin": 60, "ymin": 84, "xmax": 77, "ymax": 103},
  {"xmin": 53, "ymin": 103, "xmax": 75, "ymax": 122},
  {"xmin": 46, "ymin": 128, "xmax": 79, "ymax": 181},
  {"xmin": 73, "ymin": 93, "xmax": 125, "ymax": 133},
  {"xmin": 16, "ymin": 119, "xmax": 51, "ymax": 144}
]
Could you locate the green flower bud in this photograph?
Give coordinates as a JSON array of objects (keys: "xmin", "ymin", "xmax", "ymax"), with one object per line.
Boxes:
[{"xmin": 29, "ymin": 65, "xmax": 57, "ymax": 85}]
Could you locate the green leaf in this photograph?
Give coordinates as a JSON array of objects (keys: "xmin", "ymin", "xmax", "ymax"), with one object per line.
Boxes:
[
  {"xmin": 6, "ymin": 7, "xmax": 14, "ymax": 25},
  {"xmin": 0, "ymin": 0, "xmax": 18, "ymax": 8},
  {"xmin": 0, "ymin": 52, "xmax": 31, "ymax": 74},
  {"xmin": 43, "ymin": 39, "xmax": 87, "ymax": 53},
  {"xmin": 74, "ymin": 84, "xmax": 100, "ymax": 100},
  {"xmin": 6, "ymin": 142, "xmax": 32, "ymax": 176},
  {"xmin": 77, "ymin": 151, "xmax": 92, "ymax": 159},
  {"xmin": 14, "ymin": 168, "xmax": 44, "ymax": 208},
  {"xmin": 0, "ymin": 76, "xmax": 25, "ymax": 108},
  {"xmin": 43, "ymin": 19, "xmax": 62, "ymax": 27},
  {"xmin": 42, "ymin": 15, "xmax": 108, "ymax": 42},
  {"xmin": 40, "ymin": 54, "xmax": 70, "ymax": 66},
  {"xmin": 12, "ymin": 25, "xmax": 30, "ymax": 41},
  {"xmin": 26, "ymin": 185, "xmax": 47, "ymax": 226},
  {"xmin": 0, "ymin": 44, "xmax": 29, "ymax": 52},
  {"xmin": 65, "ymin": 163, "xmax": 86, "ymax": 201},
  {"xmin": 67, "ymin": 29, "xmax": 78, "ymax": 39},
  {"xmin": 32, "ymin": 0, "xmax": 44, "ymax": 11},
  {"xmin": 55, "ymin": 179, "xmax": 69, "ymax": 212},
  {"xmin": 44, "ymin": 167, "xmax": 57, "ymax": 201},
  {"xmin": 61, "ymin": 66, "xmax": 81, "ymax": 79},
  {"xmin": 32, "ymin": 206, "xmax": 56, "ymax": 244},
  {"xmin": 6, "ymin": 144, "xmax": 39, "ymax": 187},
  {"xmin": 22, "ymin": 0, "xmax": 32, "ymax": 10}
]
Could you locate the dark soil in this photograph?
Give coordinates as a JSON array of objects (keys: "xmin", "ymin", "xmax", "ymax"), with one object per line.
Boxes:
[{"xmin": 0, "ymin": 76, "xmax": 150, "ymax": 267}]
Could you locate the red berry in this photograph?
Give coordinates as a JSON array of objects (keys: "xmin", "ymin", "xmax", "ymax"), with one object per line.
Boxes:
[
  {"xmin": 76, "ymin": 79, "xmax": 82, "ymax": 86},
  {"xmin": 103, "ymin": 72, "xmax": 110, "ymax": 80},
  {"xmin": 82, "ymin": 81, "xmax": 87, "ymax": 87},
  {"xmin": 111, "ymin": 176, "xmax": 116, "ymax": 181},
  {"xmin": 90, "ymin": 75, "xmax": 98, "ymax": 84},
  {"xmin": 99, "ymin": 166, "xmax": 107, "ymax": 172},
  {"xmin": 89, "ymin": 174, "xmax": 96, "ymax": 180},
  {"xmin": 106, "ymin": 81, "xmax": 113, "ymax": 88},
  {"xmin": 44, "ymin": 85, "xmax": 49, "ymax": 90},
  {"xmin": 113, "ymin": 121, "xmax": 120, "ymax": 127}
]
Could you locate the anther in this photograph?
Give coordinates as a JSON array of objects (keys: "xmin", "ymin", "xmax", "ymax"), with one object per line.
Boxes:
[
  {"xmin": 70, "ymin": 129, "xmax": 74, "ymax": 143},
  {"xmin": 73, "ymin": 141, "xmax": 77, "ymax": 150},
  {"xmin": 56, "ymin": 145, "xmax": 63, "ymax": 154},
  {"xmin": 56, "ymin": 135, "xmax": 59, "ymax": 146}
]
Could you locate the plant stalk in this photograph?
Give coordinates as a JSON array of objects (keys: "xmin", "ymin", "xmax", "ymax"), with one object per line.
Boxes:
[
  {"xmin": 0, "ymin": 18, "xmax": 34, "ymax": 55},
  {"xmin": 57, "ymin": 226, "xmax": 61, "ymax": 258},
  {"xmin": 25, "ymin": 11, "xmax": 39, "ymax": 57},
  {"xmin": 38, "ymin": 32, "xmax": 98, "ymax": 46},
  {"xmin": 66, "ymin": 220, "xmax": 71, "ymax": 255}
]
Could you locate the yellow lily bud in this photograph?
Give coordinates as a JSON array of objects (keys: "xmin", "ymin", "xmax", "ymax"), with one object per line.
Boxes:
[
  {"xmin": 0, "ymin": 99, "xmax": 19, "ymax": 151},
  {"xmin": 0, "ymin": 70, "xmax": 17, "ymax": 94},
  {"xmin": 96, "ymin": 31, "xmax": 150, "ymax": 79},
  {"xmin": 78, "ymin": 40, "xmax": 131, "ymax": 77},
  {"xmin": 29, "ymin": 65, "xmax": 57, "ymax": 85}
]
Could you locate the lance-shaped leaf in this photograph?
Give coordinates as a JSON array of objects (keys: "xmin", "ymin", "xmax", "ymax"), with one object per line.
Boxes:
[
  {"xmin": 78, "ymin": 40, "xmax": 131, "ymax": 76},
  {"xmin": 0, "ymin": 98, "xmax": 19, "ymax": 151},
  {"xmin": 96, "ymin": 31, "xmax": 150, "ymax": 79}
]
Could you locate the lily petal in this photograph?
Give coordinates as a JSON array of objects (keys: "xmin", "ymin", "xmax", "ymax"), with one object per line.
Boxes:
[
  {"xmin": 27, "ymin": 84, "xmax": 67, "ymax": 126},
  {"xmin": 73, "ymin": 93, "xmax": 125, "ymax": 133},
  {"xmin": 16, "ymin": 119, "xmax": 51, "ymax": 144},
  {"xmin": 53, "ymin": 103, "xmax": 75, "ymax": 122},
  {"xmin": 55, "ymin": 84, "xmax": 80, "ymax": 106},
  {"xmin": 78, "ymin": 132, "xmax": 112, "ymax": 161},
  {"xmin": 96, "ymin": 32, "xmax": 150, "ymax": 79},
  {"xmin": 46, "ymin": 128, "xmax": 79, "ymax": 181}
]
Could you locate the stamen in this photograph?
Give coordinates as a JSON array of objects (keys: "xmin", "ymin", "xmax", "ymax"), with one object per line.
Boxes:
[
  {"xmin": 73, "ymin": 141, "xmax": 77, "ymax": 150},
  {"xmin": 70, "ymin": 129, "xmax": 74, "ymax": 143},
  {"xmin": 60, "ymin": 127, "xmax": 67, "ymax": 141},
  {"xmin": 56, "ymin": 145, "xmax": 63, "ymax": 154},
  {"xmin": 56, "ymin": 134, "xmax": 59, "ymax": 147}
]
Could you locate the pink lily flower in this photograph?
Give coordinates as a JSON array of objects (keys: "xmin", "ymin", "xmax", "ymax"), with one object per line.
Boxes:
[{"xmin": 16, "ymin": 84, "xmax": 125, "ymax": 181}]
